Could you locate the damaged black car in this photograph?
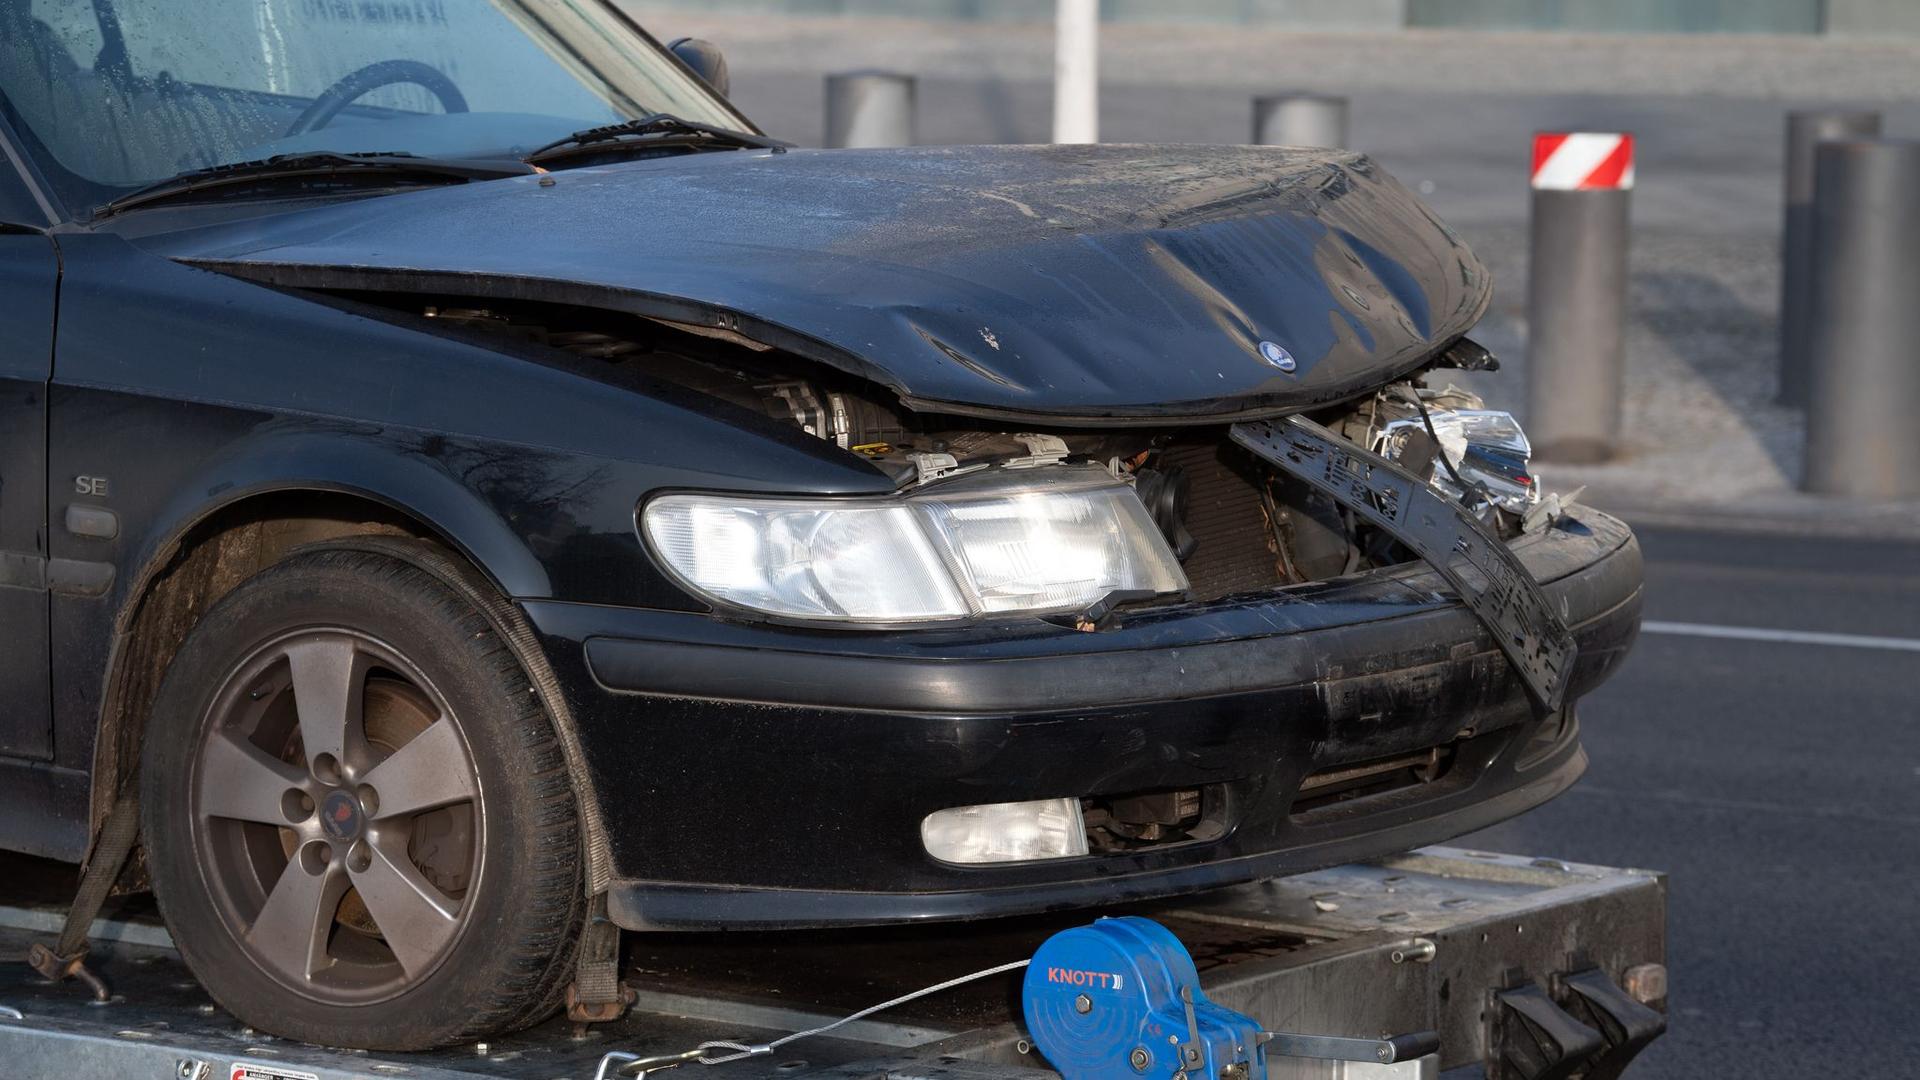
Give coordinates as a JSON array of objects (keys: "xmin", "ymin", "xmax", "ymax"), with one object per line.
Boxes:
[{"xmin": 0, "ymin": 0, "xmax": 1640, "ymax": 1052}]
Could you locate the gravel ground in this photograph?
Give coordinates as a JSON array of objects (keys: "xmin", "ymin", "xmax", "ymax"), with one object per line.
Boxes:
[
  {"xmin": 619, "ymin": 8, "xmax": 1920, "ymax": 528},
  {"xmin": 1458, "ymin": 224, "xmax": 1800, "ymax": 497},
  {"xmin": 1422, "ymin": 222, "xmax": 1920, "ymax": 534}
]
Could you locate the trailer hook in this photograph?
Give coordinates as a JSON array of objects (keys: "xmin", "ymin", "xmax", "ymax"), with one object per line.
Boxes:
[{"xmin": 595, "ymin": 1047, "xmax": 708, "ymax": 1080}]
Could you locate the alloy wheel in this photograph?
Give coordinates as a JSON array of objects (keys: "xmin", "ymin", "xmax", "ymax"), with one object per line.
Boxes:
[{"xmin": 190, "ymin": 629, "xmax": 483, "ymax": 1004}]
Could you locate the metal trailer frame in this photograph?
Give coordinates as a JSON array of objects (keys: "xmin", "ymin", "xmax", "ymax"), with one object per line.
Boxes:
[{"xmin": 0, "ymin": 847, "xmax": 1666, "ymax": 1080}]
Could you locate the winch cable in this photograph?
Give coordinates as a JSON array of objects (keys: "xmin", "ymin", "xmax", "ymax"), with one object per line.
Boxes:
[{"xmin": 596, "ymin": 958, "xmax": 1032, "ymax": 1079}]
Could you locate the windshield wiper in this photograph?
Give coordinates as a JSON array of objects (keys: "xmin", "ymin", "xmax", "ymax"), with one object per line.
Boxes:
[
  {"xmin": 524, "ymin": 113, "xmax": 787, "ymax": 167},
  {"xmin": 95, "ymin": 152, "xmax": 538, "ymax": 218}
]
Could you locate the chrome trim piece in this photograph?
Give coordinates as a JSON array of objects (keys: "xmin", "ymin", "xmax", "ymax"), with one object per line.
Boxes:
[{"xmin": 0, "ymin": 118, "xmax": 59, "ymax": 227}]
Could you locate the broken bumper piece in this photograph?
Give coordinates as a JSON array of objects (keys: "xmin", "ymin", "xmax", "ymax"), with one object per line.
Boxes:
[{"xmin": 1232, "ymin": 415, "xmax": 1576, "ymax": 712}]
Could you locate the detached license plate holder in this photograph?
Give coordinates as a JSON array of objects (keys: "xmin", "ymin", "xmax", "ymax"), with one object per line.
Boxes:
[{"xmin": 1231, "ymin": 415, "xmax": 1576, "ymax": 712}]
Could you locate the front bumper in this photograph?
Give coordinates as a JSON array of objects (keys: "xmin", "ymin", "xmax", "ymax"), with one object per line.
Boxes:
[{"xmin": 522, "ymin": 507, "xmax": 1641, "ymax": 931}]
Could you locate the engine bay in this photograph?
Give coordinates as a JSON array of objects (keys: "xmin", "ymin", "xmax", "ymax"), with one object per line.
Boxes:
[{"xmin": 361, "ymin": 294, "xmax": 1566, "ymax": 606}]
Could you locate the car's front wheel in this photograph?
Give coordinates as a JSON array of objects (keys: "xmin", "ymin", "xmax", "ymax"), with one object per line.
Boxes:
[{"xmin": 142, "ymin": 541, "xmax": 583, "ymax": 1049}]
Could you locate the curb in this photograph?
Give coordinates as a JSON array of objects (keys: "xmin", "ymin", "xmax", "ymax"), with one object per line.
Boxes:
[{"xmin": 1585, "ymin": 493, "xmax": 1920, "ymax": 541}]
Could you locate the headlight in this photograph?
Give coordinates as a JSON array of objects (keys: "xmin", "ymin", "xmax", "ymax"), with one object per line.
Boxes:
[
  {"xmin": 642, "ymin": 466, "xmax": 1188, "ymax": 623},
  {"xmin": 1379, "ymin": 408, "xmax": 1538, "ymax": 513}
]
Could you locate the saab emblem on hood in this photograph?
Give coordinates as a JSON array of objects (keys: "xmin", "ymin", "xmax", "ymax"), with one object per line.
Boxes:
[{"xmin": 1258, "ymin": 341, "xmax": 1298, "ymax": 373}]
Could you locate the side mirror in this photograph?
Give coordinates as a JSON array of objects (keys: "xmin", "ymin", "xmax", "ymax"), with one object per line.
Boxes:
[{"xmin": 668, "ymin": 37, "xmax": 730, "ymax": 99}]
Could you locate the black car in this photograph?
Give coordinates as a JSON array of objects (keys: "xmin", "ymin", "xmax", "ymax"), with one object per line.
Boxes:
[{"xmin": 0, "ymin": 0, "xmax": 1640, "ymax": 1052}]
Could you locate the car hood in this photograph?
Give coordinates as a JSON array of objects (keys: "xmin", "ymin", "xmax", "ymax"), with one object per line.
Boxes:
[{"xmin": 158, "ymin": 143, "xmax": 1490, "ymax": 423}]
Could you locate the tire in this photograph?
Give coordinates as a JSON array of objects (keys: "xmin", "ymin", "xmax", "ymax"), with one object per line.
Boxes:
[{"xmin": 142, "ymin": 541, "xmax": 583, "ymax": 1050}]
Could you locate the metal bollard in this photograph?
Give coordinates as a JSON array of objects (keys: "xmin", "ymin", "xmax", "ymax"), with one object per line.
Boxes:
[
  {"xmin": 1251, "ymin": 94, "xmax": 1348, "ymax": 149},
  {"xmin": 1803, "ymin": 139, "xmax": 1920, "ymax": 498},
  {"xmin": 1525, "ymin": 132, "xmax": 1634, "ymax": 464},
  {"xmin": 1777, "ymin": 110, "xmax": 1881, "ymax": 407},
  {"xmin": 825, "ymin": 70, "xmax": 915, "ymax": 149}
]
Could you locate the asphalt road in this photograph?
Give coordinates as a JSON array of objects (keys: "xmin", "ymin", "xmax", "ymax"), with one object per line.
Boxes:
[{"xmin": 1466, "ymin": 518, "xmax": 1920, "ymax": 1078}]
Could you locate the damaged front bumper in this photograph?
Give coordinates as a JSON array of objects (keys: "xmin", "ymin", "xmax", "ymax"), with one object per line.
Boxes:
[{"xmin": 522, "ymin": 504, "xmax": 1640, "ymax": 931}]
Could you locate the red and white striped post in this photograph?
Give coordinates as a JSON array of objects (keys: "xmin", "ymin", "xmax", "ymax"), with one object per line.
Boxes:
[{"xmin": 1525, "ymin": 132, "xmax": 1633, "ymax": 463}]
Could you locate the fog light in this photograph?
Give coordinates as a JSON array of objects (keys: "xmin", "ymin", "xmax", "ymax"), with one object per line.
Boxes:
[{"xmin": 921, "ymin": 798, "xmax": 1090, "ymax": 864}]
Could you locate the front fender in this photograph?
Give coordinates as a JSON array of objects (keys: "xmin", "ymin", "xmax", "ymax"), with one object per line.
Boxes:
[{"xmin": 126, "ymin": 424, "xmax": 554, "ymax": 604}]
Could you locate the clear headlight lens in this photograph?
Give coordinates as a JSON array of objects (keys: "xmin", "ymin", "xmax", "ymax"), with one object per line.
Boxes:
[
  {"xmin": 921, "ymin": 798, "xmax": 1090, "ymax": 864},
  {"xmin": 1380, "ymin": 408, "xmax": 1539, "ymax": 513},
  {"xmin": 643, "ymin": 467, "xmax": 1188, "ymax": 623}
]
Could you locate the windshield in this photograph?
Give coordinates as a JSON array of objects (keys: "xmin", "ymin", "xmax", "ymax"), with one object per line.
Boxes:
[{"xmin": 0, "ymin": 0, "xmax": 750, "ymax": 213}]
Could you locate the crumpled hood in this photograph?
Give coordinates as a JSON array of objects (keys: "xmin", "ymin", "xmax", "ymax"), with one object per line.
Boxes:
[{"xmin": 159, "ymin": 143, "xmax": 1490, "ymax": 422}]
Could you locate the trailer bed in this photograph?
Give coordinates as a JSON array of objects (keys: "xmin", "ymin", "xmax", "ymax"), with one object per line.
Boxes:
[{"xmin": 0, "ymin": 847, "xmax": 1666, "ymax": 1080}]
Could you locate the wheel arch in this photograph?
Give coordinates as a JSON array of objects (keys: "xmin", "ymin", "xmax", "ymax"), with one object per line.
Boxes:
[{"xmin": 87, "ymin": 476, "xmax": 609, "ymax": 894}]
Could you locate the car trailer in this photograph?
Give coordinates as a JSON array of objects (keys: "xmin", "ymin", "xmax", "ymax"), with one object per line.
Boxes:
[{"xmin": 0, "ymin": 846, "xmax": 1666, "ymax": 1080}]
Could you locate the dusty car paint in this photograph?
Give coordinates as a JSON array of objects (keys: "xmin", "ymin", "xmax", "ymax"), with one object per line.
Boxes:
[
  {"xmin": 0, "ymin": 232, "xmax": 57, "ymax": 764},
  {"xmin": 149, "ymin": 144, "xmax": 1490, "ymax": 423}
]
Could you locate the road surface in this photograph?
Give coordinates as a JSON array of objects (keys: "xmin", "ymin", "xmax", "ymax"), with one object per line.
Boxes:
[{"xmin": 1468, "ymin": 519, "xmax": 1920, "ymax": 1077}]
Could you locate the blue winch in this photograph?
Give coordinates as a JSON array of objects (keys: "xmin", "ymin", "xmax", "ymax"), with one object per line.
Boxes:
[
  {"xmin": 1022, "ymin": 917, "xmax": 1439, "ymax": 1080},
  {"xmin": 597, "ymin": 915, "xmax": 1443, "ymax": 1080}
]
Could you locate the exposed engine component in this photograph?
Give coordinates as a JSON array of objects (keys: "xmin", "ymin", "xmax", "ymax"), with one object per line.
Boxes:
[
  {"xmin": 1004, "ymin": 433, "xmax": 1073, "ymax": 469},
  {"xmin": 1150, "ymin": 441, "xmax": 1359, "ymax": 596},
  {"xmin": 754, "ymin": 380, "xmax": 910, "ymax": 449},
  {"xmin": 1082, "ymin": 786, "xmax": 1227, "ymax": 853},
  {"xmin": 1130, "ymin": 464, "xmax": 1196, "ymax": 561},
  {"xmin": 1275, "ymin": 480, "xmax": 1356, "ymax": 580}
]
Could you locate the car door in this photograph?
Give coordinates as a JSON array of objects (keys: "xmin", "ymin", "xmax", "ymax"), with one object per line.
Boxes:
[{"xmin": 0, "ymin": 150, "xmax": 56, "ymax": 761}]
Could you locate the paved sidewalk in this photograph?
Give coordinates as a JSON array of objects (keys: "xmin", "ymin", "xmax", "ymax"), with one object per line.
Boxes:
[
  {"xmin": 626, "ymin": 9, "xmax": 1920, "ymax": 100},
  {"xmin": 623, "ymin": 9, "xmax": 1920, "ymax": 528}
]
